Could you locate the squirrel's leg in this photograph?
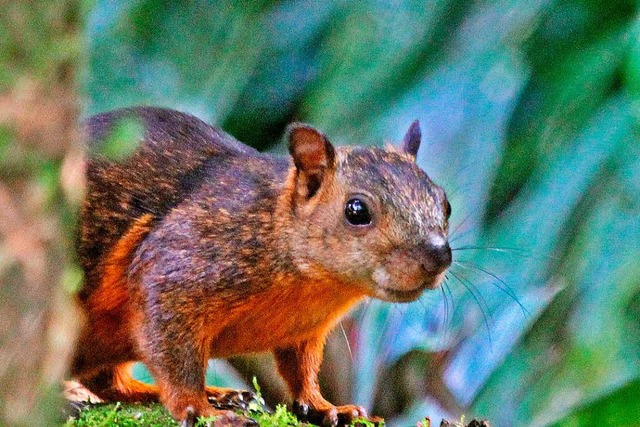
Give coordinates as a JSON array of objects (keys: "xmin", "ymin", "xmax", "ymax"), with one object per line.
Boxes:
[
  {"xmin": 136, "ymin": 321, "xmax": 248, "ymax": 426},
  {"xmin": 73, "ymin": 362, "xmax": 160, "ymax": 403},
  {"xmin": 70, "ymin": 317, "xmax": 157, "ymax": 403},
  {"xmin": 274, "ymin": 337, "xmax": 371, "ymax": 426}
]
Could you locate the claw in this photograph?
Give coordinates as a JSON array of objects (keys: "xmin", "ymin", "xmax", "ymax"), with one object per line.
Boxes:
[
  {"xmin": 292, "ymin": 400, "xmax": 309, "ymax": 418},
  {"xmin": 337, "ymin": 406, "xmax": 362, "ymax": 425},
  {"xmin": 180, "ymin": 406, "xmax": 197, "ymax": 427},
  {"xmin": 293, "ymin": 401, "xmax": 382, "ymax": 427},
  {"xmin": 62, "ymin": 400, "xmax": 88, "ymax": 420},
  {"xmin": 241, "ymin": 391, "xmax": 256, "ymax": 402},
  {"xmin": 321, "ymin": 407, "xmax": 339, "ymax": 426}
]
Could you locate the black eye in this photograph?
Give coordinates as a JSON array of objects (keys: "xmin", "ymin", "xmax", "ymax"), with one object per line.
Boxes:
[
  {"xmin": 345, "ymin": 198, "xmax": 371, "ymax": 226},
  {"xmin": 445, "ymin": 200, "xmax": 452, "ymax": 219}
]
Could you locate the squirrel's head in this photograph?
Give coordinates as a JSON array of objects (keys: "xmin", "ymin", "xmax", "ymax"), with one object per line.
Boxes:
[{"xmin": 284, "ymin": 121, "xmax": 451, "ymax": 303}]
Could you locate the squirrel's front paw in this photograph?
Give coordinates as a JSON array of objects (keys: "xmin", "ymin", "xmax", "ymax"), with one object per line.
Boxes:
[{"xmin": 293, "ymin": 400, "xmax": 383, "ymax": 426}]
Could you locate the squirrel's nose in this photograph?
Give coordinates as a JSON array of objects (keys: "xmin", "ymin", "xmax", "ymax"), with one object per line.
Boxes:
[{"xmin": 421, "ymin": 240, "xmax": 452, "ymax": 274}]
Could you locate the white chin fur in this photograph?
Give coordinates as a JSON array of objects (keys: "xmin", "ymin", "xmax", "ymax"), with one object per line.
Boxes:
[{"xmin": 372, "ymin": 266, "xmax": 391, "ymax": 288}]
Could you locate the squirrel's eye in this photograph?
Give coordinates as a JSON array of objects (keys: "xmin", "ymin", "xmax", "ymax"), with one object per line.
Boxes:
[
  {"xmin": 445, "ymin": 200, "xmax": 452, "ymax": 219},
  {"xmin": 345, "ymin": 198, "xmax": 371, "ymax": 226}
]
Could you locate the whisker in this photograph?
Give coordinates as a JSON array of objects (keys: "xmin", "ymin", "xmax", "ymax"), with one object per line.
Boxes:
[
  {"xmin": 451, "ymin": 269, "xmax": 493, "ymax": 319},
  {"xmin": 452, "ymin": 245, "xmax": 552, "ymax": 261},
  {"xmin": 448, "ymin": 225, "xmax": 479, "ymax": 246},
  {"xmin": 453, "ymin": 260, "xmax": 529, "ymax": 317},
  {"xmin": 448, "ymin": 211, "xmax": 474, "ymax": 242},
  {"xmin": 339, "ymin": 321, "xmax": 354, "ymax": 362},
  {"xmin": 443, "ymin": 180, "xmax": 478, "ymax": 200},
  {"xmin": 416, "ymin": 295, "xmax": 440, "ymax": 342},
  {"xmin": 356, "ymin": 297, "xmax": 371, "ymax": 324},
  {"xmin": 417, "ymin": 297, "xmax": 432, "ymax": 337},
  {"xmin": 438, "ymin": 283, "xmax": 449, "ymax": 346},
  {"xmin": 444, "ymin": 279, "xmax": 455, "ymax": 307},
  {"xmin": 354, "ymin": 297, "xmax": 375, "ymax": 348},
  {"xmin": 443, "ymin": 280, "xmax": 456, "ymax": 344},
  {"xmin": 376, "ymin": 302, "xmax": 392, "ymax": 357},
  {"xmin": 452, "ymin": 245, "xmax": 525, "ymax": 253},
  {"xmin": 380, "ymin": 304, "xmax": 406, "ymax": 362},
  {"xmin": 443, "ymin": 280, "xmax": 455, "ymax": 334},
  {"xmin": 448, "ymin": 270, "xmax": 493, "ymax": 349}
]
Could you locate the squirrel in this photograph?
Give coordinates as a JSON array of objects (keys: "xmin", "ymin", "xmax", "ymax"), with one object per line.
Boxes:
[{"xmin": 70, "ymin": 107, "xmax": 452, "ymax": 426}]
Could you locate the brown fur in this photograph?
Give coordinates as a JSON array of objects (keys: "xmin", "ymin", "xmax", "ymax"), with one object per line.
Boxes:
[{"xmin": 71, "ymin": 107, "xmax": 451, "ymax": 425}]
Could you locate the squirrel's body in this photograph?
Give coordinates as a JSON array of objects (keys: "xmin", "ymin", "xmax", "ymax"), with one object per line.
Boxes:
[{"xmin": 71, "ymin": 107, "xmax": 452, "ymax": 426}]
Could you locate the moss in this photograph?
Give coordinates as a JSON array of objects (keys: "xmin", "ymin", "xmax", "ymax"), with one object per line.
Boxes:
[
  {"xmin": 63, "ymin": 402, "xmax": 391, "ymax": 426},
  {"xmin": 63, "ymin": 377, "xmax": 388, "ymax": 426},
  {"xmin": 64, "ymin": 402, "xmax": 178, "ymax": 427},
  {"xmin": 65, "ymin": 402, "xmax": 309, "ymax": 426},
  {"xmin": 246, "ymin": 404, "xmax": 302, "ymax": 427}
]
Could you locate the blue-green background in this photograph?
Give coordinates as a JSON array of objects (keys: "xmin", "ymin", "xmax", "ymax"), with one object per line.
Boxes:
[{"xmin": 86, "ymin": 1, "xmax": 640, "ymax": 426}]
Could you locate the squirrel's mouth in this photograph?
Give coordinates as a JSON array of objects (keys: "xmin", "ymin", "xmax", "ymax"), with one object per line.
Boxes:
[
  {"xmin": 374, "ymin": 272, "xmax": 445, "ymax": 303},
  {"xmin": 376, "ymin": 286, "xmax": 425, "ymax": 302}
]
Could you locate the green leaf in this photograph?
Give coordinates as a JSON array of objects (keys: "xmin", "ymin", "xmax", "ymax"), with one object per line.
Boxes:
[{"xmin": 551, "ymin": 379, "xmax": 640, "ymax": 427}]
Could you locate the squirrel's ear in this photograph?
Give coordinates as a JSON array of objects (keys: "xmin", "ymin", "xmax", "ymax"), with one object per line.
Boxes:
[
  {"xmin": 401, "ymin": 120, "xmax": 421, "ymax": 160},
  {"xmin": 287, "ymin": 123, "xmax": 336, "ymax": 199}
]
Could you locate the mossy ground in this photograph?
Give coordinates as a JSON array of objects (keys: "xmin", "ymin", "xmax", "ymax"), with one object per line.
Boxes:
[
  {"xmin": 62, "ymin": 403, "xmax": 486, "ymax": 427},
  {"xmin": 61, "ymin": 378, "xmax": 470, "ymax": 426},
  {"xmin": 63, "ymin": 376, "xmax": 369, "ymax": 426},
  {"xmin": 63, "ymin": 402, "xmax": 178, "ymax": 427},
  {"xmin": 62, "ymin": 402, "xmax": 378, "ymax": 427}
]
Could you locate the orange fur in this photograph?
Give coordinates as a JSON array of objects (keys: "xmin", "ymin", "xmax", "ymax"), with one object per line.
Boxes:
[
  {"xmin": 72, "ymin": 215, "xmax": 154, "ymax": 384},
  {"xmin": 89, "ymin": 214, "xmax": 155, "ymax": 313},
  {"xmin": 107, "ymin": 362, "xmax": 159, "ymax": 402},
  {"xmin": 206, "ymin": 274, "xmax": 365, "ymax": 357}
]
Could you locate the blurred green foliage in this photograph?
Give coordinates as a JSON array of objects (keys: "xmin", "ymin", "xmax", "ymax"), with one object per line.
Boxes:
[
  {"xmin": 86, "ymin": 0, "xmax": 640, "ymax": 426},
  {"xmin": 0, "ymin": 1, "xmax": 84, "ymax": 425},
  {"xmin": 551, "ymin": 378, "xmax": 640, "ymax": 426}
]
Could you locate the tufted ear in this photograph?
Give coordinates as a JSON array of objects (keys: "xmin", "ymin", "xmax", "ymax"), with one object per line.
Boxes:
[
  {"xmin": 401, "ymin": 120, "xmax": 421, "ymax": 160},
  {"xmin": 287, "ymin": 123, "xmax": 336, "ymax": 199}
]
